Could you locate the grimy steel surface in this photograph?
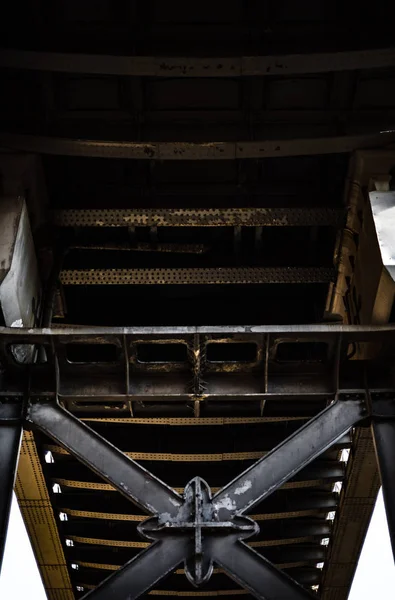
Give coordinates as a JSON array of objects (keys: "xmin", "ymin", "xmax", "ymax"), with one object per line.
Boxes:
[
  {"xmin": 1, "ymin": 1, "xmax": 395, "ymax": 599},
  {"xmin": 59, "ymin": 267, "xmax": 336, "ymax": 286},
  {"xmin": 1, "ymin": 323, "xmax": 394, "ymax": 600},
  {"xmin": 25, "ymin": 395, "xmax": 364, "ymax": 600},
  {"xmin": 1, "ymin": 131, "xmax": 395, "ymax": 160},
  {"xmin": 1, "ymin": 333, "xmax": 376, "ymax": 600},
  {"xmin": 52, "ymin": 207, "xmax": 345, "ymax": 228},
  {"xmin": 0, "ymin": 324, "xmax": 391, "ymax": 600}
]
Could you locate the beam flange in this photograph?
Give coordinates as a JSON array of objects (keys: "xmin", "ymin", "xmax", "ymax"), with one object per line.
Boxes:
[
  {"xmin": 1, "ymin": 48, "xmax": 395, "ymax": 77},
  {"xmin": 1, "ymin": 132, "xmax": 395, "ymax": 160}
]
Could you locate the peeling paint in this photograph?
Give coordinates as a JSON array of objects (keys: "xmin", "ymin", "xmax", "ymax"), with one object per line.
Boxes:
[
  {"xmin": 234, "ymin": 480, "xmax": 252, "ymax": 496},
  {"xmin": 11, "ymin": 318, "xmax": 23, "ymax": 327},
  {"xmin": 159, "ymin": 512, "xmax": 172, "ymax": 524},
  {"xmin": 213, "ymin": 495, "xmax": 236, "ymax": 512}
]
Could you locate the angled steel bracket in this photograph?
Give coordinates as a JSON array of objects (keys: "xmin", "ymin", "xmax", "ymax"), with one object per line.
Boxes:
[{"xmin": 26, "ymin": 396, "xmax": 366, "ymax": 599}]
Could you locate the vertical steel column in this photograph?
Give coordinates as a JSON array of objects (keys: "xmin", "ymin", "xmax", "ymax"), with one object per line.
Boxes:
[
  {"xmin": 0, "ymin": 403, "xmax": 22, "ymax": 573},
  {"xmin": 372, "ymin": 396, "xmax": 395, "ymax": 559}
]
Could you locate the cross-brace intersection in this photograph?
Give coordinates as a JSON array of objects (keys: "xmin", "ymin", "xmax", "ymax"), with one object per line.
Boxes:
[{"xmin": 25, "ymin": 397, "xmax": 365, "ymax": 599}]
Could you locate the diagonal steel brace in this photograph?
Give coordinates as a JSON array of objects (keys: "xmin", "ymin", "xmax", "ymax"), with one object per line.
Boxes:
[{"xmin": 27, "ymin": 397, "xmax": 365, "ymax": 599}]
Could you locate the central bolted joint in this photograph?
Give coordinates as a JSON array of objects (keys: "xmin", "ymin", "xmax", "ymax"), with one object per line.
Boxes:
[{"xmin": 138, "ymin": 477, "xmax": 259, "ymax": 586}]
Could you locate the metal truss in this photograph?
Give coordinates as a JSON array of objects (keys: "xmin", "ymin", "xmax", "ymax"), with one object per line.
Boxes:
[
  {"xmin": 26, "ymin": 396, "xmax": 364, "ymax": 599},
  {"xmin": 1, "ymin": 324, "xmax": 395, "ymax": 599}
]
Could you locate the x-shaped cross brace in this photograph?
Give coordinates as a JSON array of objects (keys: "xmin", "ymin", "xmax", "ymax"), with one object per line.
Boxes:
[{"xmin": 27, "ymin": 396, "xmax": 365, "ymax": 599}]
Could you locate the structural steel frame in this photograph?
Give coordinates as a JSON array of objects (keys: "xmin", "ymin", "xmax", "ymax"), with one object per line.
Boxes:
[{"xmin": 1, "ymin": 324, "xmax": 395, "ymax": 599}]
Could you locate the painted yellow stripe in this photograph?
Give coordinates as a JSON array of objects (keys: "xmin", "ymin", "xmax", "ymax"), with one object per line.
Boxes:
[
  {"xmin": 54, "ymin": 479, "xmax": 220, "ymax": 494},
  {"xmin": 46, "ymin": 445, "xmax": 266, "ymax": 462},
  {"xmin": 79, "ymin": 583, "xmax": 249, "ymax": 596},
  {"xmin": 77, "ymin": 569, "xmax": 223, "ymax": 579},
  {"xmin": 70, "ymin": 535, "xmax": 314, "ymax": 549},
  {"xmin": 250, "ymin": 536, "xmax": 315, "ymax": 547},
  {"xmin": 82, "ymin": 416, "xmax": 309, "ymax": 425},
  {"xmin": 53, "ymin": 477, "xmax": 323, "ymax": 493},
  {"xmin": 15, "ymin": 431, "xmax": 73, "ymax": 600},
  {"xmin": 70, "ymin": 536, "xmax": 149, "ymax": 548},
  {"xmin": 63, "ymin": 509, "xmax": 146, "ymax": 521},
  {"xmin": 62, "ymin": 507, "xmax": 322, "ymax": 522},
  {"xmin": 78, "ymin": 562, "xmax": 119, "ymax": 571},
  {"xmin": 77, "ymin": 560, "xmax": 307, "ymax": 572}
]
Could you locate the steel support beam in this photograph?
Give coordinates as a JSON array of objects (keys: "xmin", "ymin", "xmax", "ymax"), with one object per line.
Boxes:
[
  {"xmin": 27, "ymin": 402, "xmax": 182, "ymax": 516},
  {"xmin": 1, "ymin": 323, "xmax": 394, "ymax": 338},
  {"xmin": 1, "ymin": 48, "xmax": 395, "ymax": 77},
  {"xmin": 209, "ymin": 537, "xmax": 315, "ymax": 600},
  {"xmin": 82, "ymin": 540, "xmax": 190, "ymax": 600},
  {"xmin": 212, "ymin": 399, "xmax": 364, "ymax": 517},
  {"xmin": 372, "ymin": 396, "xmax": 395, "ymax": 559},
  {"xmin": 52, "ymin": 207, "xmax": 344, "ymax": 228},
  {"xmin": 1, "ymin": 131, "xmax": 395, "ymax": 160},
  {"xmin": 26, "ymin": 397, "xmax": 365, "ymax": 599},
  {"xmin": 59, "ymin": 267, "xmax": 335, "ymax": 286},
  {"xmin": 0, "ymin": 403, "xmax": 22, "ymax": 572}
]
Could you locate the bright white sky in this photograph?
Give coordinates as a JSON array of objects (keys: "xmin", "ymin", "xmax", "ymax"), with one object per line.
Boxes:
[{"xmin": 0, "ymin": 489, "xmax": 394, "ymax": 598}]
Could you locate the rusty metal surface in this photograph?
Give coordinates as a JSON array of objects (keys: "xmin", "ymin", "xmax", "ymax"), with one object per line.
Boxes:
[
  {"xmin": 2, "ymin": 132, "xmax": 395, "ymax": 160},
  {"xmin": 0, "ymin": 325, "xmax": 393, "ymax": 415},
  {"xmin": 71, "ymin": 243, "xmax": 209, "ymax": 254},
  {"xmin": 58, "ymin": 267, "xmax": 336, "ymax": 286},
  {"xmin": 1, "ymin": 5, "xmax": 395, "ymax": 596},
  {"xmin": 53, "ymin": 208, "xmax": 345, "ymax": 228}
]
